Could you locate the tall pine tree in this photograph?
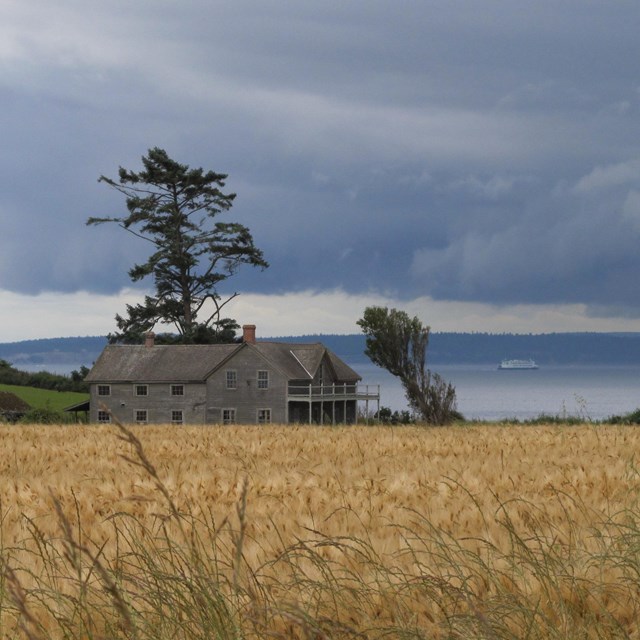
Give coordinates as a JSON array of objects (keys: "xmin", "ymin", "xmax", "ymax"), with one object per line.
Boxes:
[{"xmin": 88, "ymin": 148, "xmax": 268, "ymax": 343}]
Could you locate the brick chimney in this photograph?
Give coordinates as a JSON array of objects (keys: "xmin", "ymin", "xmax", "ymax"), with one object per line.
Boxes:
[
  {"xmin": 242, "ymin": 324, "xmax": 256, "ymax": 344},
  {"xmin": 145, "ymin": 331, "xmax": 156, "ymax": 348}
]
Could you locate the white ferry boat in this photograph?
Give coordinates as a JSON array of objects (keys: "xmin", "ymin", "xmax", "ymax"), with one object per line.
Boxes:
[{"xmin": 498, "ymin": 359, "xmax": 539, "ymax": 370}]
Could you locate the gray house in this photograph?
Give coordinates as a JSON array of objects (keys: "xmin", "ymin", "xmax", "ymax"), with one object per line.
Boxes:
[{"xmin": 85, "ymin": 325, "xmax": 379, "ymax": 425}]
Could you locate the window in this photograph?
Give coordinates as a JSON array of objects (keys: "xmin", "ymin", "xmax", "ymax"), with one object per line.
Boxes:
[
  {"xmin": 226, "ymin": 370, "xmax": 237, "ymax": 389},
  {"xmin": 135, "ymin": 384, "xmax": 148, "ymax": 396},
  {"xmin": 135, "ymin": 410, "xmax": 148, "ymax": 424},
  {"xmin": 97, "ymin": 385, "xmax": 110, "ymax": 396},
  {"xmin": 257, "ymin": 370, "xmax": 269, "ymax": 389},
  {"xmin": 257, "ymin": 408, "xmax": 271, "ymax": 424},
  {"xmin": 171, "ymin": 384, "xmax": 184, "ymax": 396},
  {"xmin": 171, "ymin": 410, "xmax": 184, "ymax": 424},
  {"xmin": 222, "ymin": 408, "xmax": 236, "ymax": 425},
  {"xmin": 97, "ymin": 410, "xmax": 111, "ymax": 423}
]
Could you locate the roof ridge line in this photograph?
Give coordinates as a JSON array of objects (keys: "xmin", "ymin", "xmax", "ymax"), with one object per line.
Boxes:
[{"xmin": 289, "ymin": 349, "xmax": 313, "ymax": 378}]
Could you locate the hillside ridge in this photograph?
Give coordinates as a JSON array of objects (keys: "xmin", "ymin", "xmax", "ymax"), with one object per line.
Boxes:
[{"xmin": 2, "ymin": 332, "xmax": 640, "ymax": 368}]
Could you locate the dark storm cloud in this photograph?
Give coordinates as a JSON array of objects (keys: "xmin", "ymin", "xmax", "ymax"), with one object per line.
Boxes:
[{"xmin": 1, "ymin": 0, "xmax": 640, "ymax": 316}]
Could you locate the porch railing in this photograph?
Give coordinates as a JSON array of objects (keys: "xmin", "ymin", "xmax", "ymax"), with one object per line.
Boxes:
[{"xmin": 287, "ymin": 383, "xmax": 380, "ymax": 401}]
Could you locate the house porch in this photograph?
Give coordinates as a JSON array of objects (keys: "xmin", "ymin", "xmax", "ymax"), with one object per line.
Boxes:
[{"xmin": 286, "ymin": 383, "xmax": 380, "ymax": 424}]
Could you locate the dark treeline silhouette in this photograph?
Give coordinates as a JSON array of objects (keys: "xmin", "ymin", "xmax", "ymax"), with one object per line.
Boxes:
[
  {"xmin": 274, "ymin": 332, "xmax": 640, "ymax": 365},
  {"xmin": 2, "ymin": 333, "xmax": 640, "ymax": 368},
  {"xmin": 426, "ymin": 332, "xmax": 640, "ymax": 365}
]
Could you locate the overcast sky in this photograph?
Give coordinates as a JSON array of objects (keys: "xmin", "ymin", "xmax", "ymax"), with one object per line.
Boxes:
[{"xmin": 2, "ymin": 0, "xmax": 640, "ymax": 340}]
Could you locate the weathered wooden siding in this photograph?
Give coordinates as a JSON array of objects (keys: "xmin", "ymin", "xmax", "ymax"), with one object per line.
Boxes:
[
  {"xmin": 312, "ymin": 357, "xmax": 331, "ymax": 385},
  {"xmin": 87, "ymin": 342, "xmax": 369, "ymax": 425},
  {"xmin": 89, "ymin": 382, "xmax": 207, "ymax": 424},
  {"xmin": 205, "ymin": 346, "xmax": 288, "ymax": 424}
]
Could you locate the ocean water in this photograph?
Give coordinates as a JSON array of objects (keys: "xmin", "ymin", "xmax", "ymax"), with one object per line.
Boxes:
[
  {"xmin": 20, "ymin": 361, "xmax": 640, "ymax": 423},
  {"xmin": 353, "ymin": 362, "xmax": 640, "ymax": 422}
]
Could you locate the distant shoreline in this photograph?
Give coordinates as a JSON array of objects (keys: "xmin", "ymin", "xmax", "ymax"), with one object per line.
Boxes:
[{"xmin": 2, "ymin": 332, "xmax": 640, "ymax": 370}]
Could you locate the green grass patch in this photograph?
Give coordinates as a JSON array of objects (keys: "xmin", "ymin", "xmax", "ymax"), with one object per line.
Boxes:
[{"xmin": 0, "ymin": 383, "xmax": 88, "ymax": 412}]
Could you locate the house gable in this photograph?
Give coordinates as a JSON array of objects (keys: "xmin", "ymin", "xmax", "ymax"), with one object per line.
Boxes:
[
  {"xmin": 313, "ymin": 352, "xmax": 337, "ymax": 385},
  {"xmin": 205, "ymin": 343, "xmax": 291, "ymax": 424},
  {"xmin": 203, "ymin": 342, "xmax": 297, "ymax": 382}
]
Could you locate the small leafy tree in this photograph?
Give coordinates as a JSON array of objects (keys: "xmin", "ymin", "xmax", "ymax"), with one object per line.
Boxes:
[
  {"xmin": 70, "ymin": 365, "xmax": 90, "ymax": 383},
  {"xmin": 357, "ymin": 306, "xmax": 459, "ymax": 425},
  {"xmin": 88, "ymin": 148, "xmax": 268, "ymax": 343}
]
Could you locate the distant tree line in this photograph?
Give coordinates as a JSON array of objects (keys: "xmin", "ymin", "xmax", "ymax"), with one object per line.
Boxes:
[
  {"xmin": 0, "ymin": 360, "xmax": 89, "ymax": 392},
  {"xmin": 2, "ymin": 332, "xmax": 640, "ymax": 369},
  {"xmin": 423, "ymin": 332, "xmax": 640, "ymax": 365},
  {"xmin": 281, "ymin": 332, "xmax": 640, "ymax": 365}
]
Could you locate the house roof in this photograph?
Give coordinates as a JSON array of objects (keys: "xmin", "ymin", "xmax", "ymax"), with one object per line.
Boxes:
[
  {"xmin": 64, "ymin": 399, "xmax": 91, "ymax": 413},
  {"xmin": 251, "ymin": 342, "xmax": 360, "ymax": 381},
  {"xmin": 85, "ymin": 341, "xmax": 361, "ymax": 383},
  {"xmin": 325, "ymin": 349, "xmax": 362, "ymax": 382},
  {"xmin": 0, "ymin": 391, "xmax": 31, "ymax": 412},
  {"xmin": 85, "ymin": 344, "xmax": 240, "ymax": 382}
]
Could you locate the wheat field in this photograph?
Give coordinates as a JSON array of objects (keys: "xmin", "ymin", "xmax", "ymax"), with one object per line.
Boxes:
[{"xmin": 1, "ymin": 422, "xmax": 640, "ymax": 638}]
